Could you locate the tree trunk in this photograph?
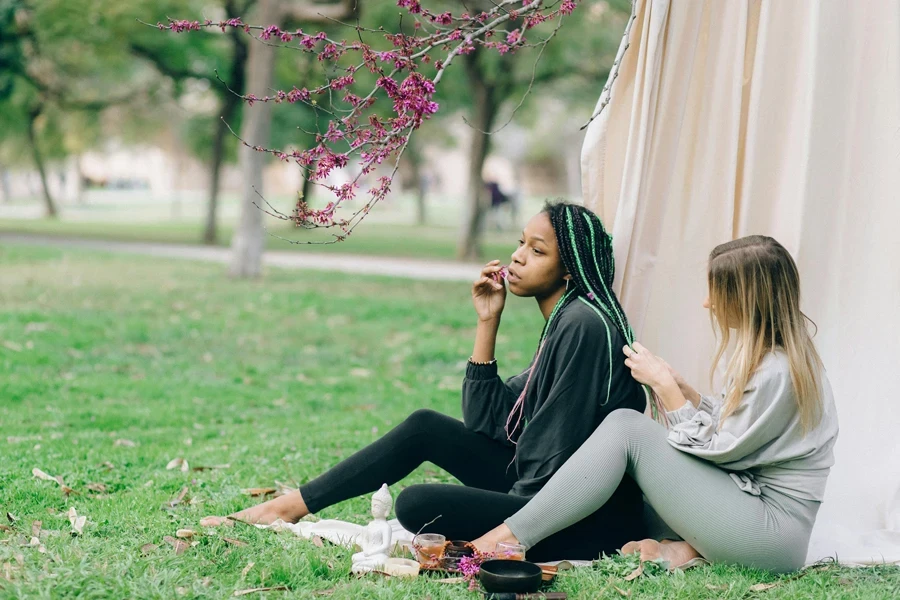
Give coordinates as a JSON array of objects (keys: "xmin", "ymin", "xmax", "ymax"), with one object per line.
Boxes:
[
  {"xmin": 26, "ymin": 108, "xmax": 58, "ymax": 218},
  {"xmin": 456, "ymin": 51, "xmax": 498, "ymax": 261},
  {"xmin": 228, "ymin": 0, "xmax": 278, "ymax": 278},
  {"xmin": 406, "ymin": 138, "xmax": 427, "ymax": 225},
  {"xmin": 75, "ymin": 155, "xmax": 86, "ymax": 204},
  {"xmin": 204, "ymin": 1, "xmax": 249, "ymax": 245},
  {"xmin": 0, "ymin": 164, "xmax": 12, "ymax": 203},
  {"xmin": 301, "ymin": 172, "xmax": 313, "ymax": 205}
]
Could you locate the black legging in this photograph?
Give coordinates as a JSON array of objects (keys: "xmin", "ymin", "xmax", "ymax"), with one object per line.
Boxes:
[{"xmin": 300, "ymin": 409, "xmax": 646, "ymax": 562}]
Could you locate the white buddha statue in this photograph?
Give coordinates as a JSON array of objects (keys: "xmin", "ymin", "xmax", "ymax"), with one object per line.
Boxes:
[{"xmin": 351, "ymin": 483, "xmax": 393, "ymax": 574}]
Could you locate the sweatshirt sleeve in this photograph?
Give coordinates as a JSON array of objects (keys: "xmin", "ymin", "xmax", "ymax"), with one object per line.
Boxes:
[
  {"xmin": 461, "ymin": 361, "xmax": 529, "ymax": 446},
  {"xmin": 666, "ymin": 361, "xmax": 795, "ymax": 464},
  {"xmin": 509, "ymin": 312, "xmax": 626, "ymax": 497}
]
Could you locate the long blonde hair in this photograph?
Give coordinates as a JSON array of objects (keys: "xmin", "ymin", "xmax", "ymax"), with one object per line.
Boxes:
[{"xmin": 708, "ymin": 236, "xmax": 823, "ymax": 431}]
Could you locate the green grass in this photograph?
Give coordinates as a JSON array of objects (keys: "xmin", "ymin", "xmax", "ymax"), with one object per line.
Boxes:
[
  {"xmin": 0, "ymin": 219, "xmax": 516, "ymax": 262},
  {"xmin": 0, "ymin": 245, "xmax": 897, "ymax": 599}
]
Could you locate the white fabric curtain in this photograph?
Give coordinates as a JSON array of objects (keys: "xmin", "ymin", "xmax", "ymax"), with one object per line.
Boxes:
[{"xmin": 581, "ymin": 0, "xmax": 900, "ymax": 564}]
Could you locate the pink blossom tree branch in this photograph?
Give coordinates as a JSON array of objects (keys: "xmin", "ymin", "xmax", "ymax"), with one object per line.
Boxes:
[{"xmin": 151, "ymin": 0, "xmax": 583, "ymax": 244}]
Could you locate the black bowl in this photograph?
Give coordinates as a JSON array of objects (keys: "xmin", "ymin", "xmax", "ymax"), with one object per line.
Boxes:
[{"xmin": 478, "ymin": 559, "xmax": 542, "ymax": 593}]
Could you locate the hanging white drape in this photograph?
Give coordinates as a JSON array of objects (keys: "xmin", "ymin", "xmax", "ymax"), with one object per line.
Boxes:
[{"xmin": 582, "ymin": 0, "xmax": 900, "ymax": 564}]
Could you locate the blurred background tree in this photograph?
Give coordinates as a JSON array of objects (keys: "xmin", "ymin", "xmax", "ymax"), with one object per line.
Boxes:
[{"xmin": 0, "ymin": 0, "xmax": 632, "ymax": 270}]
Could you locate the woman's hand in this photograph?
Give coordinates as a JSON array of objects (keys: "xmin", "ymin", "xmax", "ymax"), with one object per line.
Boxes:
[
  {"xmin": 472, "ymin": 260, "xmax": 507, "ymax": 322},
  {"xmin": 623, "ymin": 342, "xmax": 676, "ymax": 391}
]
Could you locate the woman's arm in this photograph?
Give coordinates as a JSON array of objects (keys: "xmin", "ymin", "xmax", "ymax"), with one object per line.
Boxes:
[
  {"xmin": 472, "ymin": 319, "xmax": 500, "ymax": 364},
  {"xmin": 666, "ymin": 361, "xmax": 796, "ymax": 464},
  {"xmin": 665, "ymin": 362, "xmax": 702, "ymax": 407},
  {"xmin": 624, "ymin": 343, "xmax": 693, "ymax": 411},
  {"xmin": 470, "ymin": 260, "xmax": 507, "ymax": 363},
  {"xmin": 461, "ymin": 260, "xmax": 524, "ymax": 443}
]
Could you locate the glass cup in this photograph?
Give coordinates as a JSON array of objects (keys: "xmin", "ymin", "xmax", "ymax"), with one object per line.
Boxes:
[
  {"xmin": 495, "ymin": 541, "xmax": 526, "ymax": 561},
  {"xmin": 413, "ymin": 533, "xmax": 446, "ymax": 566}
]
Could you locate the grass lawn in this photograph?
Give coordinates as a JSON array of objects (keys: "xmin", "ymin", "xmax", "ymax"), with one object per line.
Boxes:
[
  {"xmin": 0, "ymin": 219, "xmax": 515, "ymax": 263},
  {"xmin": 0, "ymin": 245, "xmax": 897, "ymax": 599}
]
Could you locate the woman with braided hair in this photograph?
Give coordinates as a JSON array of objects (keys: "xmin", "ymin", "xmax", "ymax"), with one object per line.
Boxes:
[{"xmin": 223, "ymin": 201, "xmax": 648, "ymax": 561}]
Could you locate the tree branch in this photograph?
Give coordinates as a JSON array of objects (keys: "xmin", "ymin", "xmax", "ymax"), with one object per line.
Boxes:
[{"xmin": 129, "ymin": 42, "xmax": 217, "ymax": 85}]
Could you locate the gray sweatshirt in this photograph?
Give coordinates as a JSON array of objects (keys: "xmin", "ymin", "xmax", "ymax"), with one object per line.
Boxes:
[{"xmin": 665, "ymin": 350, "xmax": 839, "ymax": 502}]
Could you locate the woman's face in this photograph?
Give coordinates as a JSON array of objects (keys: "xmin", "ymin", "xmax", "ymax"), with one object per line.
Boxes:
[{"xmin": 507, "ymin": 212, "xmax": 568, "ymax": 298}]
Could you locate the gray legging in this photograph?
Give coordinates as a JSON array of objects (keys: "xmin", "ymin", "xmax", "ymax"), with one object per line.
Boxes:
[{"xmin": 505, "ymin": 409, "xmax": 820, "ymax": 573}]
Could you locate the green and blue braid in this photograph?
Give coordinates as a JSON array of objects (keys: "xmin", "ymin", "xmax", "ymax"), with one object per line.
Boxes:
[{"xmin": 545, "ymin": 200, "xmax": 660, "ymax": 421}]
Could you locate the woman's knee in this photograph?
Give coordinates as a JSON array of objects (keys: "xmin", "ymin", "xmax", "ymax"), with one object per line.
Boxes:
[
  {"xmin": 403, "ymin": 408, "xmax": 450, "ymax": 432},
  {"xmin": 604, "ymin": 407, "xmax": 646, "ymax": 429},
  {"xmin": 395, "ymin": 485, "xmax": 437, "ymax": 532}
]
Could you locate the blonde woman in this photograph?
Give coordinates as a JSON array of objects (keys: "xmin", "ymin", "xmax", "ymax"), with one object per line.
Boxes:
[{"xmin": 472, "ymin": 236, "xmax": 839, "ymax": 573}]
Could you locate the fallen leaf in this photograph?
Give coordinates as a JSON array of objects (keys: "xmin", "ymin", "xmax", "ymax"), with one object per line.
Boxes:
[
  {"xmin": 28, "ymin": 537, "xmax": 46, "ymax": 553},
  {"xmin": 350, "ymin": 368, "xmax": 371, "ymax": 378},
  {"xmin": 99, "ymin": 462, "xmax": 115, "ymax": 471},
  {"xmin": 436, "ymin": 577, "xmax": 466, "ymax": 584},
  {"xmin": 2, "ymin": 341, "xmax": 22, "ymax": 352},
  {"xmin": 162, "ymin": 487, "xmax": 190, "ymax": 509},
  {"xmin": 24, "ymin": 322, "xmax": 48, "ymax": 333},
  {"xmin": 749, "ymin": 583, "xmax": 779, "ymax": 592},
  {"xmin": 234, "ymin": 587, "xmax": 289, "ymax": 596},
  {"xmin": 86, "ymin": 483, "xmax": 107, "ymax": 493},
  {"xmin": 140, "ymin": 543, "xmax": 158, "ymax": 555},
  {"xmin": 114, "ymin": 439, "xmax": 136, "ymax": 447},
  {"xmin": 32, "ymin": 468, "xmax": 57, "ymax": 482},
  {"xmin": 30, "ymin": 521, "xmax": 41, "ymax": 538},
  {"xmin": 166, "ymin": 458, "xmax": 190, "ymax": 472},
  {"xmin": 624, "ymin": 563, "xmax": 643, "ymax": 581},
  {"xmin": 240, "ymin": 561, "xmax": 255, "ymax": 577},
  {"xmin": 176, "ymin": 529, "xmax": 196, "ymax": 539},
  {"xmin": 6, "ymin": 513, "xmax": 17, "ymax": 524},
  {"xmin": 706, "ymin": 584, "xmax": 728, "ymax": 591},
  {"xmin": 614, "ymin": 586, "xmax": 631, "ymax": 597},
  {"xmin": 224, "ymin": 537, "xmax": 248, "ymax": 547},
  {"xmin": 163, "ymin": 536, "xmax": 189, "ymax": 555},
  {"xmin": 200, "ymin": 516, "xmax": 234, "ymax": 528},
  {"xmin": 191, "ymin": 464, "xmax": 230, "ymax": 472},
  {"xmin": 0, "ymin": 524, "xmax": 11, "ymax": 532},
  {"xmin": 242, "ymin": 487, "xmax": 277, "ymax": 497},
  {"xmin": 312, "ymin": 588, "xmax": 335, "ymax": 597},
  {"xmin": 311, "ymin": 535, "xmax": 324, "ymax": 548},
  {"xmin": 67, "ymin": 508, "xmax": 86, "ymax": 535}
]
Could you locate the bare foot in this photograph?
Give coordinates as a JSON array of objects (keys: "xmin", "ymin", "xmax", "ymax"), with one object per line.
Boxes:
[
  {"xmin": 199, "ymin": 516, "xmax": 234, "ymax": 528},
  {"xmin": 227, "ymin": 490, "xmax": 310, "ymax": 526},
  {"xmin": 621, "ymin": 538, "xmax": 702, "ymax": 570},
  {"xmin": 471, "ymin": 523, "xmax": 521, "ymax": 555}
]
